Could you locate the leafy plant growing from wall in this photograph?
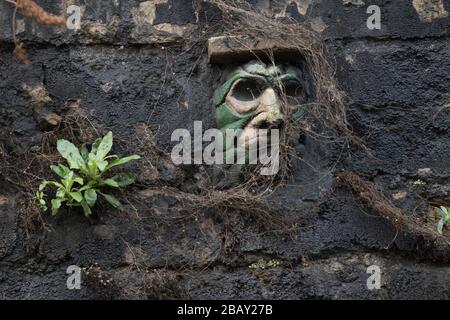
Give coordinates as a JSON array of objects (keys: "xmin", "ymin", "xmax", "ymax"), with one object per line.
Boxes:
[
  {"xmin": 436, "ymin": 206, "xmax": 450, "ymax": 235},
  {"xmin": 35, "ymin": 131, "xmax": 140, "ymax": 216}
]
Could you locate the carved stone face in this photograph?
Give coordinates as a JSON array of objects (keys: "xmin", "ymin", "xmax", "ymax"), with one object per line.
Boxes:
[{"xmin": 214, "ymin": 60, "xmax": 308, "ymax": 152}]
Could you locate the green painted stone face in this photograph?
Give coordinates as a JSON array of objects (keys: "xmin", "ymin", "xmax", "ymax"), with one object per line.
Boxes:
[{"xmin": 214, "ymin": 60, "xmax": 308, "ymax": 155}]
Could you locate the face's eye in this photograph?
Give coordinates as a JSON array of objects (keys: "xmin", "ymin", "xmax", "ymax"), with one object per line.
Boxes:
[
  {"xmin": 230, "ymin": 78, "xmax": 266, "ymax": 102},
  {"xmin": 281, "ymin": 80, "xmax": 305, "ymax": 107},
  {"xmin": 283, "ymin": 80, "xmax": 303, "ymax": 98}
]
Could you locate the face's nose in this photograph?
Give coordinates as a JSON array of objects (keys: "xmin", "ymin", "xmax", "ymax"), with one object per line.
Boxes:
[{"xmin": 257, "ymin": 87, "xmax": 283, "ymax": 126}]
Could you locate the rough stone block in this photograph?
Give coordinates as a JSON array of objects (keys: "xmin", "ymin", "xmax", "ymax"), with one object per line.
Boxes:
[{"xmin": 208, "ymin": 35, "xmax": 301, "ymax": 64}]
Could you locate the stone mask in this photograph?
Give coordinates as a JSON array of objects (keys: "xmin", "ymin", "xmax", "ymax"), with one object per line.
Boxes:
[{"xmin": 214, "ymin": 60, "xmax": 308, "ymax": 153}]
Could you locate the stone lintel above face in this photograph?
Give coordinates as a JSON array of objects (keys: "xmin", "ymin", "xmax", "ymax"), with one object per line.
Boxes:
[{"xmin": 208, "ymin": 35, "xmax": 300, "ymax": 64}]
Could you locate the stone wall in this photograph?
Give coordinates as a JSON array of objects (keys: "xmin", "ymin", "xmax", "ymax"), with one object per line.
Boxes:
[{"xmin": 0, "ymin": 0, "xmax": 449, "ymax": 299}]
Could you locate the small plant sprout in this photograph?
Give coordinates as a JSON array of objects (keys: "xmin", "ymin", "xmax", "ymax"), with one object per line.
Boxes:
[
  {"xmin": 410, "ymin": 179, "xmax": 426, "ymax": 186},
  {"xmin": 436, "ymin": 206, "xmax": 450, "ymax": 235},
  {"xmin": 34, "ymin": 131, "xmax": 140, "ymax": 216},
  {"xmin": 249, "ymin": 259, "xmax": 281, "ymax": 270}
]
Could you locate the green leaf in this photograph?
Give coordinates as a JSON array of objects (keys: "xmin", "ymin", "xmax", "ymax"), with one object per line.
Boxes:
[
  {"xmin": 100, "ymin": 193, "xmax": 122, "ymax": 208},
  {"xmin": 34, "ymin": 191, "xmax": 47, "ymax": 211},
  {"xmin": 102, "ymin": 178, "xmax": 120, "ymax": 188},
  {"xmin": 34, "ymin": 191, "xmax": 42, "ymax": 201},
  {"xmin": 50, "ymin": 181, "xmax": 64, "ymax": 189},
  {"xmin": 90, "ymin": 138, "xmax": 102, "ymax": 156},
  {"xmin": 96, "ymin": 131, "xmax": 113, "ymax": 161},
  {"xmin": 109, "ymin": 173, "xmax": 135, "ymax": 187},
  {"xmin": 38, "ymin": 181, "xmax": 48, "ymax": 192},
  {"xmin": 61, "ymin": 171, "xmax": 74, "ymax": 190},
  {"xmin": 87, "ymin": 158, "xmax": 98, "ymax": 175},
  {"xmin": 69, "ymin": 192, "xmax": 83, "ymax": 203},
  {"xmin": 80, "ymin": 200, "xmax": 92, "ymax": 216},
  {"xmin": 437, "ymin": 219, "xmax": 445, "ymax": 235},
  {"xmin": 56, "ymin": 188, "xmax": 65, "ymax": 199},
  {"xmin": 39, "ymin": 180, "xmax": 63, "ymax": 191},
  {"xmin": 51, "ymin": 198, "xmax": 61, "ymax": 216},
  {"xmin": 104, "ymin": 155, "xmax": 140, "ymax": 171},
  {"xmin": 80, "ymin": 145, "xmax": 89, "ymax": 161},
  {"xmin": 57, "ymin": 139, "xmax": 86, "ymax": 170},
  {"xmin": 97, "ymin": 159, "xmax": 108, "ymax": 172},
  {"xmin": 438, "ymin": 206, "xmax": 448, "ymax": 218},
  {"xmin": 78, "ymin": 181, "xmax": 97, "ymax": 192},
  {"xmin": 51, "ymin": 164, "xmax": 70, "ymax": 178},
  {"xmin": 74, "ymin": 176, "xmax": 84, "ymax": 186},
  {"xmin": 84, "ymin": 189, "xmax": 97, "ymax": 207},
  {"xmin": 39, "ymin": 200, "xmax": 47, "ymax": 211},
  {"xmin": 57, "ymin": 139, "xmax": 77, "ymax": 158}
]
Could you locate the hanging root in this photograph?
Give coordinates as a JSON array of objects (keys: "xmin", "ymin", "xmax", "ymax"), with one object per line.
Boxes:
[
  {"xmin": 13, "ymin": 0, "xmax": 66, "ymax": 26},
  {"xmin": 337, "ymin": 171, "xmax": 447, "ymax": 243},
  {"xmin": 12, "ymin": 41, "xmax": 30, "ymax": 64},
  {"xmin": 4, "ymin": 0, "xmax": 66, "ymax": 63}
]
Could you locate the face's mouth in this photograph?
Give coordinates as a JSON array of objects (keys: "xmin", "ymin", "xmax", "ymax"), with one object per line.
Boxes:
[
  {"xmin": 237, "ymin": 110, "xmax": 283, "ymax": 149},
  {"xmin": 247, "ymin": 110, "xmax": 283, "ymax": 129}
]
